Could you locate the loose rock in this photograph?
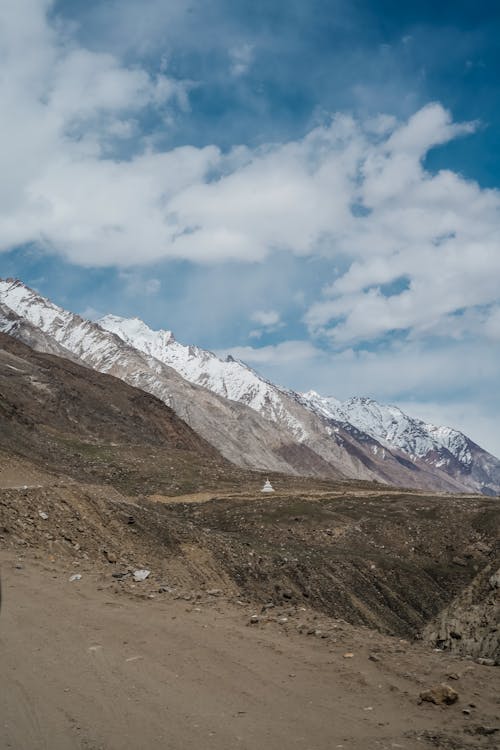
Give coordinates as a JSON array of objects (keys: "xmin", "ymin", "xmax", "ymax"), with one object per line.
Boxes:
[
  {"xmin": 476, "ymin": 658, "xmax": 495, "ymax": 666},
  {"xmin": 133, "ymin": 569, "xmax": 150, "ymax": 582},
  {"xmin": 419, "ymin": 684, "xmax": 459, "ymax": 706}
]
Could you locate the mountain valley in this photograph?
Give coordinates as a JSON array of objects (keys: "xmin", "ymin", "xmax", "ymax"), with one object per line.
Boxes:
[{"xmin": 0, "ymin": 280, "xmax": 499, "ymax": 750}]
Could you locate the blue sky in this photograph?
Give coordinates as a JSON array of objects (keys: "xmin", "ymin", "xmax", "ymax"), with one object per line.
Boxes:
[{"xmin": 1, "ymin": 0, "xmax": 500, "ymax": 455}]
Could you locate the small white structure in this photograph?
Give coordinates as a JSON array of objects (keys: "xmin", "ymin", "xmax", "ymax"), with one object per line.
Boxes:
[{"xmin": 261, "ymin": 478, "xmax": 275, "ymax": 493}]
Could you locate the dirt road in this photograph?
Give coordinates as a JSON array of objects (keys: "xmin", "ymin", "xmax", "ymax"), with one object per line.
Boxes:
[{"xmin": 1, "ymin": 553, "xmax": 498, "ymax": 750}]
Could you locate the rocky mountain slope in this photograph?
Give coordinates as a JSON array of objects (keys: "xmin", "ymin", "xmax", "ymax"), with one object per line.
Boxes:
[
  {"xmin": 97, "ymin": 316, "xmax": 450, "ymax": 489},
  {"xmin": 1, "ymin": 278, "xmax": 499, "ymax": 493},
  {"xmin": 0, "ymin": 281, "xmax": 345, "ymax": 479},
  {"xmin": 98, "ymin": 310, "xmax": 500, "ymax": 495},
  {"xmin": 0, "ymin": 332, "xmax": 241, "ymax": 494},
  {"xmin": 98, "ymin": 314, "xmax": 308, "ymax": 433},
  {"xmin": 301, "ymin": 392, "xmax": 500, "ymax": 496}
]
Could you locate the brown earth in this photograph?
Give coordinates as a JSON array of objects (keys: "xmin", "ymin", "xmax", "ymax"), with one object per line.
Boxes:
[
  {"xmin": 1, "ymin": 548, "xmax": 499, "ymax": 750},
  {"xmin": 1, "ymin": 477, "xmax": 498, "ymax": 641},
  {"xmin": 0, "ymin": 332, "xmax": 353, "ymax": 496},
  {"xmin": 1, "ymin": 332, "xmax": 499, "ymax": 749},
  {"xmin": 1, "ymin": 464, "xmax": 499, "ymax": 750},
  {"xmin": 0, "ymin": 331, "xmax": 240, "ymax": 495}
]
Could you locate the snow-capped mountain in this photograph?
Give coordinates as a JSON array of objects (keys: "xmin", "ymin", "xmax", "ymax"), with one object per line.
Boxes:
[
  {"xmin": 96, "ymin": 316, "xmax": 431, "ymax": 486},
  {"xmin": 1, "ymin": 278, "xmax": 416, "ymax": 483},
  {"xmin": 97, "ymin": 312, "xmax": 500, "ymax": 495},
  {"xmin": 1, "ymin": 278, "xmax": 499, "ymax": 494},
  {"xmin": 300, "ymin": 393, "xmax": 470, "ymax": 463},
  {"xmin": 98, "ymin": 314, "xmax": 308, "ymax": 440},
  {"xmin": 0, "ymin": 279, "xmax": 339, "ymax": 477},
  {"xmin": 301, "ymin": 392, "xmax": 500, "ymax": 496}
]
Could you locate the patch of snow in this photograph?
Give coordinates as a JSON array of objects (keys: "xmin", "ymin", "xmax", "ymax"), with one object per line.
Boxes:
[
  {"xmin": 301, "ymin": 392, "xmax": 475, "ymax": 470},
  {"xmin": 98, "ymin": 313, "xmax": 310, "ymax": 441}
]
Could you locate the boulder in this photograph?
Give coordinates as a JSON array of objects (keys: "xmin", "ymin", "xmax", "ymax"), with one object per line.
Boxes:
[{"xmin": 419, "ymin": 684, "xmax": 459, "ymax": 706}]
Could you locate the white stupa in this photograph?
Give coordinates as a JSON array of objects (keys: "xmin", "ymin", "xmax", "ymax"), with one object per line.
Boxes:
[{"xmin": 261, "ymin": 478, "xmax": 275, "ymax": 493}]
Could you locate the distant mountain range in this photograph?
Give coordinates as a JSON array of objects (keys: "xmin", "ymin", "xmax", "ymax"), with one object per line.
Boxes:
[{"xmin": 1, "ymin": 278, "xmax": 499, "ymax": 495}]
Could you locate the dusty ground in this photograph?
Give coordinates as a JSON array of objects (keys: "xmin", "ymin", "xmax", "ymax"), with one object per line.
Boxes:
[
  {"xmin": 1, "ymin": 551, "xmax": 499, "ymax": 750},
  {"xmin": 2, "ymin": 479, "xmax": 498, "ymax": 639},
  {"xmin": 0, "ymin": 455, "xmax": 498, "ymax": 750},
  {"xmin": 1, "ymin": 320, "xmax": 498, "ymax": 749}
]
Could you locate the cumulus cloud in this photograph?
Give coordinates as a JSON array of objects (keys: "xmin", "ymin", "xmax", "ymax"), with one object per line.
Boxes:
[{"xmin": 3, "ymin": 2, "xmax": 498, "ymax": 284}]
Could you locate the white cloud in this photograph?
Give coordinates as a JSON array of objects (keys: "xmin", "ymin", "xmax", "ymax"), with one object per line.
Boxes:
[
  {"xmin": 220, "ymin": 340, "xmax": 319, "ymax": 366},
  {"xmin": 119, "ymin": 271, "xmax": 161, "ymax": 297},
  {"xmin": 229, "ymin": 43, "xmax": 254, "ymax": 76},
  {"xmin": 2, "ymin": 0, "xmax": 498, "ymax": 360},
  {"xmin": 4, "ymin": 3, "xmax": 497, "ymax": 288},
  {"xmin": 247, "ymin": 309, "xmax": 284, "ymax": 339},
  {"xmin": 250, "ymin": 309, "xmax": 281, "ymax": 327},
  {"xmin": 224, "ymin": 337, "xmax": 498, "ymax": 402}
]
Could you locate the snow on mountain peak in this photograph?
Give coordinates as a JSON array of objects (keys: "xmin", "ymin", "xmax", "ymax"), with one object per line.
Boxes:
[
  {"xmin": 300, "ymin": 391, "xmax": 473, "ymax": 468},
  {"xmin": 1, "ymin": 278, "xmax": 497, "ymax": 493},
  {"xmin": 97, "ymin": 313, "xmax": 309, "ymax": 440},
  {"xmin": 98, "ymin": 314, "xmax": 176, "ymax": 355}
]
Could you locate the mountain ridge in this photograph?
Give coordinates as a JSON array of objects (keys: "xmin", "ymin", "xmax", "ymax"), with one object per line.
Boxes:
[
  {"xmin": 1, "ymin": 278, "xmax": 499, "ymax": 494},
  {"xmin": 96, "ymin": 309, "xmax": 500, "ymax": 495},
  {"xmin": 0, "ymin": 279, "xmax": 349, "ymax": 479},
  {"xmin": 300, "ymin": 391, "xmax": 500, "ymax": 496}
]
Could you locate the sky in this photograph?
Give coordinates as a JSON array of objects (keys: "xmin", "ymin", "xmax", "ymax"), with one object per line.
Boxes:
[{"xmin": 1, "ymin": 0, "xmax": 500, "ymax": 455}]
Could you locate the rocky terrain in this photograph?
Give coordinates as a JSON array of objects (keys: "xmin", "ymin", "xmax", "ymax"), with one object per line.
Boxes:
[
  {"xmin": 0, "ymin": 332, "xmax": 240, "ymax": 495},
  {"xmin": 0, "ymin": 327, "xmax": 499, "ymax": 749},
  {"xmin": 424, "ymin": 560, "xmax": 500, "ymax": 663},
  {"xmin": 2, "ymin": 476, "xmax": 497, "ymax": 644},
  {"xmin": 1, "ymin": 473, "xmax": 499, "ymax": 749}
]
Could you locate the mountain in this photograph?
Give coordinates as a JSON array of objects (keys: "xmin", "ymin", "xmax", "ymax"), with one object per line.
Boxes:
[
  {"xmin": 0, "ymin": 279, "xmax": 345, "ymax": 479},
  {"xmin": 97, "ymin": 311, "xmax": 500, "ymax": 495},
  {"xmin": 0, "ymin": 331, "xmax": 235, "ymax": 495},
  {"xmin": 98, "ymin": 314, "xmax": 312, "ymax": 437},
  {"xmin": 300, "ymin": 392, "xmax": 500, "ymax": 497},
  {"xmin": 1, "ymin": 278, "xmax": 499, "ymax": 494},
  {"xmin": 96, "ymin": 313, "xmax": 481, "ymax": 492}
]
